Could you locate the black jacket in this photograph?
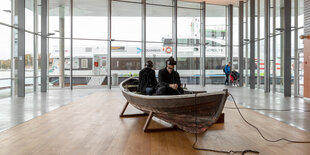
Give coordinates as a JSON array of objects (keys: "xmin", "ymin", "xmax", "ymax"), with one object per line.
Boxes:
[
  {"xmin": 158, "ymin": 67, "xmax": 181, "ymax": 88},
  {"xmin": 138, "ymin": 67, "xmax": 157, "ymax": 94}
]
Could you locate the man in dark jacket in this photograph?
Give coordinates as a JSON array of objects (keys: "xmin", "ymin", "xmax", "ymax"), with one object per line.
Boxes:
[
  {"xmin": 137, "ymin": 60, "xmax": 157, "ymax": 95},
  {"xmin": 156, "ymin": 57, "xmax": 184, "ymax": 95}
]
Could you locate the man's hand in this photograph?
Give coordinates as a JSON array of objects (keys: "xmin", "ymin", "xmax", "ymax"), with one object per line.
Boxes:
[{"xmin": 169, "ymin": 84, "xmax": 178, "ymax": 90}]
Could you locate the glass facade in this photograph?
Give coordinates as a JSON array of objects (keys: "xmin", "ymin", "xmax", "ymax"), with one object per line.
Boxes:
[
  {"xmin": 71, "ymin": 0, "xmax": 108, "ymax": 88},
  {"xmin": 0, "ymin": 0, "xmax": 42, "ymax": 97},
  {"xmin": 177, "ymin": 5, "xmax": 200, "ymax": 84},
  {"xmin": 111, "ymin": 1, "xmax": 142, "ymax": 81},
  {"xmin": 0, "ymin": 24, "xmax": 11, "ymax": 98},
  {"xmin": 0, "ymin": 0, "xmax": 305, "ymax": 98},
  {"xmin": 0, "ymin": 0, "xmax": 11, "ymax": 25},
  {"xmin": 48, "ymin": 1, "xmax": 71, "ymax": 88},
  {"xmin": 205, "ymin": 4, "xmax": 227, "ymax": 84},
  {"xmin": 241, "ymin": 0, "xmax": 304, "ymax": 96},
  {"xmin": 146, "ymin": 2, "xmax": 173, "ymax": 75}
]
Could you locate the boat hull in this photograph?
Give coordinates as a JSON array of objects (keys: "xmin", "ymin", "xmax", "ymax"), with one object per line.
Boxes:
[{"xmin": 120, "ymin": 77, "xmax": 228, "ymax": 133}]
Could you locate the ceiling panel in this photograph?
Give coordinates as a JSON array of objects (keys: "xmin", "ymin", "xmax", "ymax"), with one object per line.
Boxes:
[
  {"xmin": 46, "ymin": 0, "xmax": 245, "ymax": 16},
  {"xmin": 183, "ymin": 0, "xmax": 245, "ymax": 6}
]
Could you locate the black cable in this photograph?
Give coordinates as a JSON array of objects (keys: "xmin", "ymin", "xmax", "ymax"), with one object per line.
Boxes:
[
  {"xmin": 230, "ymin": 94, "xmax": 310, "ymax": 143},
  {"xmin": 225, "ymin": 106, "xmax": 310, "ymax": 112},
  {"xmin": 178, "ymin": 90, "xmax": 310, "ymax": 153},
  {"xmin": 191, "ymin": 92, "xmax": 259, "ymax": 154}
]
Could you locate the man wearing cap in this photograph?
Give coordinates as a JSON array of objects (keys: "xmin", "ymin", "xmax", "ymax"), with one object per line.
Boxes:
[{"xmin": 156, "ymin": 56, "xmax": 184, "ymax": 95}]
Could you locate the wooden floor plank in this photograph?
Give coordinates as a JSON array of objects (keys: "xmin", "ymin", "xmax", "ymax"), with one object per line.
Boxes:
[{"xmin": 0, "ymin": 91, "xmax": 310, "ymax": 155}]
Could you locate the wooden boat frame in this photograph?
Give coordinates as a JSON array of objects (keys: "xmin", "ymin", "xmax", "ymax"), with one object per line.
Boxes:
[
  {"xmin": 119, "ymin": 77, "xmax": 228, "ymax": 133},
  {"xmin": 120, "ymin": 102, "xmax": 225, "ymax": 132}
]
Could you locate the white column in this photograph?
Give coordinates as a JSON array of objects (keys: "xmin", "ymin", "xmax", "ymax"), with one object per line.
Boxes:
[{"xmin": 59, "ymin": 5, "xmax": 65, "ymax": 88}]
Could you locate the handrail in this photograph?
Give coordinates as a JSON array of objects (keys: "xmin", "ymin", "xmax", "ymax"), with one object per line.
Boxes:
[
  {"xmin": 0, "ymin": 76, "xmax": 41, "ymax": 81},
  {"xmin": 0, "ymin": 78, "xmax": 11, "ymax": 80}
]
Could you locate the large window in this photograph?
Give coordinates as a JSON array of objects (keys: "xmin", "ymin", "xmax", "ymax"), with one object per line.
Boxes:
[
  {"xmin": 240, "ymin": 0, "xmax": 304, "ymax": 95},
  {"xmin": 48, "ymin": 38, "xmax": 71, "ymax": 88},
  {"xmin": 0, "ymin": 0, "xmax": 42, "ymax": 97},
  {"xmin": 146, "ymin": 5, "xmax": 172, "ymax": 42},
  {"xmin": 233, "ymin": 6, "xmax": 239, "ymax": 71},
  {"xmin": 72, "ymin": 40, "xmax": 107, "ymax": 87},
  {"xmin": 0, "ymin": 25, "xmax": 11, "ymax": 98},
  {"xmin": 0, "ymin": 0, "xmax": 12, "ymax": 98},
  {"xmin": 71, "ymin": 0, "xmax": 108, "ymax": 88},
  {"xmin": 73, "ymin": 0, "xmax": 107, "ymax": 40},
  {"xmin": 205, "ymin": 4, "xmax": 227, "ymax": 84},
  {"xmin": 25, "ymin": 32, "xmax": 34, "ymax": 92},
  {"xmin": 48, "ymin": 1, "xmax": 71, "ymax": 88},
  {"xmin": 0, "ymin": 0, "xmax": 12, "ymax": 25},
  {"xmin": 146, "ymin": 2, "xmax": 172, "ymax": 73},
  {"xmin": 112, "ymin": 1, "xmax": 142, "ymax": 80},
  {"xmin": 177, "ymin": 6, "xmax": 200, "ymax": 85},
  {"xmin": 25, "ymin": 0, "xmax": 34, "ymax": 32},
  {"xmin": 112, "ymin": 1, "xmax": 141, "ymax": 42}
]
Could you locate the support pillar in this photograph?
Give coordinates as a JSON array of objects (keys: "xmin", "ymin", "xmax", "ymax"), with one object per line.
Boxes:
[
  {"xmin": 280, "ymin": 7, "xmax": 284, "ymax": 87},
  {"xmin": 272, "ymin": 0, "xmax": 276, "ymax": 92},
  {"xmin": 141, "ymin": 0, "xmax": 146, "ymax": 69},
  {"xmin": 11, "ymin": 0, "xmax": 15, "ymax": 96},
  {"xmin": 284, "ymin": 0, "xmax": 291, "ymax": 96},
  {"xmin": 107, "ymin": 0, "xmax": 112, "ymax": 89},
  {"xmin": 33, "ymin": 0, "xmax": 38, "ymax": 91},
  {"xmin": 239, "ymin": 1, "xmax": 244, "ymax": 87},
  {"xmin": 257, "ymin": 0, "xmax": 261, "ymax": 88},
  {"xmin": 200, "ymin": 2, "xmax": 206, "ymax": 87},
  {"xmin": 264, "ymin": 0, "xmax": 270, "ymax": 92},
  {"xmin": 228, "ymin": 5, "xmax": 233, "ymax": 71},
  {"xmin": 250, "ymin": 0, "xmax": 255, "ymax": 89},
  {"xmin": 294, "ymin": 0, "xmax": 298, "ymax": 96},
  {"xmin": 17, "ymin": 0, "xmax": 25, "ymax": 97},
  {"xmin": 225, "ymin": 7, "xmax": 228, "ymax": 63},
  {"xmin": 245, "ymin": 1, "xmax": 249, "ymax": 86},
  {"xmin": 41, "ymin": 0, "xmax": 48, "ymax": 92},
  {"xmin": 70, "ymin": 0, "xmax": 73, "ymax": 89},
  {"xmin": 172, "ymin": 0, "xmax": 177, "ymax": 61},
  {"xmin": 59, "ymin": 5, "xmax": 65, "ymax": 88}
]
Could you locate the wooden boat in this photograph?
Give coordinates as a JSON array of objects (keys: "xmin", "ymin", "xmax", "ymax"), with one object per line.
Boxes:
[{"xmin": 119, "ymin": 77, "xmax": 229, "ymax": 134}]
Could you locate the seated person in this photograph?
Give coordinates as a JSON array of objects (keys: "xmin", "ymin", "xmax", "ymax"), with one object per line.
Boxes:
[
  {"xmin": 137, "ymin": 60, "xmax": 157, "ymax": 95},
  {"xmin": 156, "ymin": 57, "xmax": 184, "ymax": 95}
]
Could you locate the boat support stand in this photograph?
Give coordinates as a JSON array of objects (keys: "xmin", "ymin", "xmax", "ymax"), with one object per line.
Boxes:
[
  {"xmin": 119, "ymin": 101, "xmax": 179, "ymax": 132},
  {"xmin": 120, "ymin": 101, "xmax": 225, "ymax": 132},
  {"xmin": 119, "ymin": 101, "xmax": 149, "ymax": 117},
  {"xmin": 143, "ymin": 111, "xmax": 180, "ymax": 132}
]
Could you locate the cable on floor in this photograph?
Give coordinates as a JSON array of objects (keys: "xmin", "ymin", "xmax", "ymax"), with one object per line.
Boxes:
[
  {"xmin": 225, "ymin": 106, "xmax": 310, "ymax": 112},
  {"xmin": 191, "ymin": 93, "xmax": 310, "ymax": 154},
  {"xmin": 230, "ymin": 94, "xmax": 310, "ymax": 143},
  {"xmin": 191, "ymin": 92, "xmax": 259, "ymax": 154}
]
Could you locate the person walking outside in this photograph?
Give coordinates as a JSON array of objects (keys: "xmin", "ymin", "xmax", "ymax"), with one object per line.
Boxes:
[{"xmin": 223, "ymin": 62, "xmax": 231, "ymax": 86}]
